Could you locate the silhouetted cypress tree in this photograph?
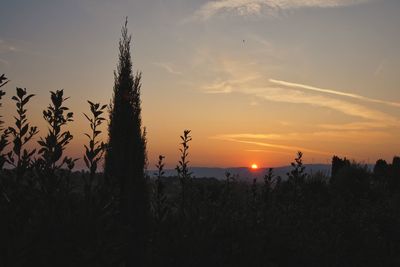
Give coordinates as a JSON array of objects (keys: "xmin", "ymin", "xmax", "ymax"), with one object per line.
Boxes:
[{"xmin": 104, "ymin": 18, "xmax": 148, "ymax": 267}]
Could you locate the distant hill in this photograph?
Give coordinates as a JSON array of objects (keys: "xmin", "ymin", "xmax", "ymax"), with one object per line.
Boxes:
[{"xmin": 148, "ymin": 164, "xmax": 332, "ymax": 180}]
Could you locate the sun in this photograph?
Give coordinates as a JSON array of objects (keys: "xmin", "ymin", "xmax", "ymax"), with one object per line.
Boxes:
[{"xmin": 251, "ymin": 163, "xmax": 258, "ymax": 170}]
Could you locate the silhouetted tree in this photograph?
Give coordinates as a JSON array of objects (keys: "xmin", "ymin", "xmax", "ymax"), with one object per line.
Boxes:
[
  {"xmin": 331, "ymin": 155, "xmax": 350, "ymax": 179},
  {"xmin": 332, "ymin": 162, "xmax": 370, "ymax": 199},
  {"xmin": 104, "ymin": 18, "xmax": 148, "ymax": 267},
  {"xmin": 374, "ymin": 159, "xmax": 389, "ymax": 182},
  {"xmin": 392, "ymin": 157, "xmax": 400, "ymax": 176}
]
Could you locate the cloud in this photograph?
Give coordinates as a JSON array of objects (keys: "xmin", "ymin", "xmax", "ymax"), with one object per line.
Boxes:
[
  {"xmin": 214, "ymin": 133, "xmax": 288, "ymax": 140},
  {"xmin": 256, "ymin": 87, "xmax": 397, "ymax": 122},
  {"xmin": 152, "ymin": 62, "xmax": 182, "ymax": 75},
  {"xmin": 197, "ymin": 54, "xmax": 398, "ymax": 131},
  {"xmin": 245, "ymin": 149, "xmax": 294, "ymax": 155},
  {"xmin": 212, "ymin": 129, "xmax": 393, "ymax": 157},
  {"xmin": 194, "ymin": 0, "xmax": 370, "ymax": 20},
  {"xmin": 270, "ymin": 78, "xmax": 400, "ymax": 108},
  {"xmin": 215, "ymin": 130, "xmax": 393, "ymax": 144},
  {"xmin": 319, "ymin": 121, "xmax": 397, "ymax": 131},
  {"xmin": 212, "ymin": 134, "xmax": 332, "ymax": 155},
  {"xmin": 206, "ymin": 79, "xmax": 397, "ymax": 124},
  {"xmin": 204, "ymin": 74, "xmax": 260, "ymax": 93}
]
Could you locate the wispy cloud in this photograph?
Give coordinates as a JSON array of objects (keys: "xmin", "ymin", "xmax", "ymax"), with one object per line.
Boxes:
[
  {"xmin": 152, "ymin": 62, "xmax": 182, "ymax": 75},
  {"xmin": 215, "ymin": 130, "xmax": 393, "ymax": 144},
  {"xmin": 245, "ymin": 149, "xmax": 294, "ymax": 155},
  {"xmin": 212, "ymin": 134, "xmax": 332, "ymax": 155},
  {"xmin": 193, "ymin": 0, "xmax": 371, "ymax": 20},
  {"xmin": 214, "ymin": 133, "xmax": 288, "ymax": 140},
  {"xmin": 255, "ymin": 87, "xmax": 396, "ymax": 122},
  {"xmin": 270, "ymin": 78, "xmax": 400, "ymax": 108},
  {"xmin": 319, "ymin": 121, "xmax": 397, "ymax": 131},
  {"xmin": 205, "ymin": 75, "xmax": 260, "ymax": 94},
  {"xmin": 206, "ymin": 79, "xmax": 397, "ymax": 124},
  {"xmin": 197, "ymin": 55, "xmax": 398, "ymax": 131},
  {"xmin": 213, "ymin": 129, "xmax": 393, "ymax": 157}
]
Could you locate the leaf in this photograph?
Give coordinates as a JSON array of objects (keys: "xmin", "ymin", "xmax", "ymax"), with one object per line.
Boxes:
[
  {"xmin": 22, "ymin": 94, "xmax": 35, "ymax": 106},
  {"xmin": 21, "ymin": 124, "xmax": 28, "ymax": 137},
  {"xmin": 83, "ymin": 113, "xmax": 91, "ymax": 122},
  {"xmin": 16, "ymin": 87, "xmax": 26, "ymax": 99}
]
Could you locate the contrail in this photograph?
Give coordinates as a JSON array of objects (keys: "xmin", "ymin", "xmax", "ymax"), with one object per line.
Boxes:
[
  {"xmin": 269, "ymin": 79, "xmax": 400, "ymax": 108},
  {"xmin": 212, "ymin": 135, "xmax": 332, "ymax": 156}
]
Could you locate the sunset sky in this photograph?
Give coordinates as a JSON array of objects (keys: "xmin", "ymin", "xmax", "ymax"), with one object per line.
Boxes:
[{"xmin": 1, "ymin": 0, "xmax": 400, "ymax": 169}]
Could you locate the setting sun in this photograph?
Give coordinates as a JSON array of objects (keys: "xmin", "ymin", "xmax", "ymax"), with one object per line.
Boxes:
[{"xmin": 251, "ymin": 163, "xmax": 258, "ymax": 170}]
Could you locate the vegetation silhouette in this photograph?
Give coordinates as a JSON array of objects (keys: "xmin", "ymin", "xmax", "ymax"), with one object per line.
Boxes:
[
  {"xmin": 1, "ymin": 22, "xmax": 400, "ymax": 267},
  {"xmin": 104, "ymin": 18, "xmax": 148, "ymax": 267}
]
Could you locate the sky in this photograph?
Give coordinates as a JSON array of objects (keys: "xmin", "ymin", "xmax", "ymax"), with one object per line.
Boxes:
[{"xmin": 1, "ymin": 0, "xmax": 400, "ymax": 169}]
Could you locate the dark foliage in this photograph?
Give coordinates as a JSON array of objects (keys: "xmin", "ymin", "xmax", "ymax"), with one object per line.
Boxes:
[
  {"xmin": 83, "ymin": 101, "xmax": 107, "ymax": 195},
  {"xmin": 6, "ymin": 88, "xmax": 38, "ymax": 181},
  {"xmin": 176, "ymin": 129, "xmax": 192, "ymax": 218},
  {"xmin": 1, "ymin": 89, "xmax": 400, "ymax": 266}
]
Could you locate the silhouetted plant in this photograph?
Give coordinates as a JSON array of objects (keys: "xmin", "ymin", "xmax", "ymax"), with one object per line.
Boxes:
[
  {"xmin": 37, "ymin": 90, "xmax": 75, "ymax": 192},
  {"xmin": 223, "ymin": 171, "xmax": 234, "ymax": 197},
  {"xmin": 0, "ymin": 74, "xmax": 8, "ymax": 129},
  {"xmin": 0, "ymin": 75, "xmax": 9, "ymax": 169},
  {"xmin": 0, "ymin": 131, "xmax": 8, "ymax": 170},
  {"xmin": 152, "ymin": 155, "xmax": 169, "ymax": 224},
  {"xmin": 6, "ymin": 88, "xmax": 38, "ymax": 181},
  {"xmin": 0, "ymin": 74, "xmax": 9, "ymax": 89},
  {"xmin": 176, "ymin": 129, "xmax": 192, "ymax": 218},
  {"xmin": 83, "ymin": 100, "xmax": 107, "ymax": 194},
  {"xmin": 288, "ymin": 151, "xmax": 307, "ymax": 183},
  {"xmin": 249, "ymin": 178, "xmax": 259, "ymax": 225},
  {"xmin": 263, "ymin": 168, "xmax": 274, "ymax": 209},
  {"xmin": 225, "ymin": 171, "xmax": 237, "ymax": 187},
  {"xmin": 0, "ymin": 74, "xmax": 9, "ymax": 208}
]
